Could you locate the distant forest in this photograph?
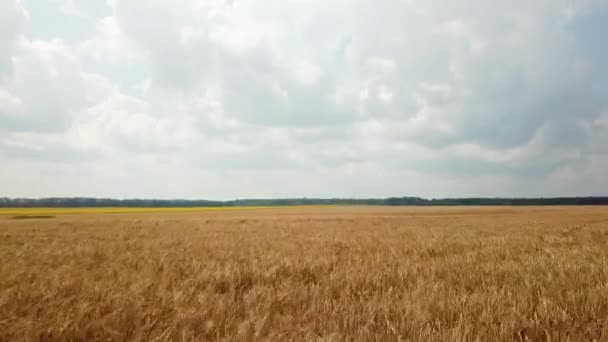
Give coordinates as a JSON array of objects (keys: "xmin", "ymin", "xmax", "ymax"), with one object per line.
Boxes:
[{"xmin": 1, "ymin": 197, "xmax": 608, "ymax": 207}]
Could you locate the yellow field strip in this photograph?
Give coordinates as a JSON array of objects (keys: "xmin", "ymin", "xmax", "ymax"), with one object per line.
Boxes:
[{"xmin": 0, "ymin": 206, "xmax": 332, "ymax": 216}]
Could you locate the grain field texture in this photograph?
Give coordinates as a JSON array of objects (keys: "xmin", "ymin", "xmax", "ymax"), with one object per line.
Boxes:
[{"xmin": 1, "ymin": 206, "xmax": 608, "ymax": 341}]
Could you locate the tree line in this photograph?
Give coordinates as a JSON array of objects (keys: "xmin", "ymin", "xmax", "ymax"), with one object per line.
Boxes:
[{"xmin": 1, "ymin": 196, "xmax": 607, "ymax": 207}]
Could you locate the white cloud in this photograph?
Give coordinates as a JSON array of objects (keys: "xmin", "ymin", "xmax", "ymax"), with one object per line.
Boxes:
[
  {"xmin": 78, "ymin": 16, "xmax": 141, "ymax": 63},
  {"xmin": 0, "ymin": 0, "xmax": 27, "ymax": 77},
  {"xmin": 1, "ymin": 39, "xmax": 87, "ymax": 132},
  {"xmin": 0, "ymin": 0, "xmax": 607, "ymax": 198},
  {"xmin": 55, "ymin": 0, "xmax": 82, "ymax": 17}
]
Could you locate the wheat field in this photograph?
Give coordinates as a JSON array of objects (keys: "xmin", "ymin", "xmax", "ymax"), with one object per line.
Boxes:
[
  {"xmin": 1, "ymin": 206, "xmax": 607, "ymax": 341},
  {"xmin": 0, "ymin": 206, "xmax": 311, "ymax": 216}
]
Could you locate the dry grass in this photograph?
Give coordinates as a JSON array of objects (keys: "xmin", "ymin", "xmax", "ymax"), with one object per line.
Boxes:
[
  {"xmin": 0, "ymin": 206, "xmax": 327, "ymax": 216},
  {"xmin": 1, "ymin": 206, "xmax": 608, "ymax": 341}
]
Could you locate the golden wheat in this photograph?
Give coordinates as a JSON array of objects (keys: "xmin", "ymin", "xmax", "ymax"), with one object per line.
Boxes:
[
  {"xmin": 1, "ymin": 206, "xmax": 607, "ymax": 341},
  {"xmin": 0, "ymin": 206, "xmax": 332, "ymax": 216}
]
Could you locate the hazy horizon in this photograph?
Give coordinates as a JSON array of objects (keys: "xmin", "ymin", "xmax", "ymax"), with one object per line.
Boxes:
[
  {"xmin": 1, "ymin": 0, "xmax": 607, "ymax": 199},
  {"xmin": 2, "ymin": 195, "xmax": 608, "ymax": 202}
]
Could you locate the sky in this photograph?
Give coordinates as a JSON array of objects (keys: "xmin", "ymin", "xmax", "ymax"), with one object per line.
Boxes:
[{"xmin": 1, "ymin": 0, "xmax": 607, "ymax": 200}]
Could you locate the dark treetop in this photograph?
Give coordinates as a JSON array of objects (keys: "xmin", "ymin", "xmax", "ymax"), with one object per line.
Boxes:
[{"xmin": 1, "ymin": 197, "xmax": 607, "ymax": 207}]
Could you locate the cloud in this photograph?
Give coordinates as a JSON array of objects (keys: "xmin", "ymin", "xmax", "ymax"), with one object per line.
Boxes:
[
  {"xmin": 0, "ymin": 0, "xmax": 607, "ymax": 198},
  {"xmin": 0, "ymin": 0, "xmax": 27, "ymax": 77},
  {"xmin": 0, "ymin": 39, "xmax": 88, "ymax": 133}
]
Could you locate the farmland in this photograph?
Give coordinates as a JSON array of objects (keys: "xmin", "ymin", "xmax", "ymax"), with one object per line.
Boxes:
[
  {"xmin": 1, "ymin": 206, "xmax": 608, "ymax": 341},
  {"xmin": 0, "ymin": 206, "xmax": 325, "ymax": 216}
]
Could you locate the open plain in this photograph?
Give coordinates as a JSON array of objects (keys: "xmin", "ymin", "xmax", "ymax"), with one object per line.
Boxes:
[{"xmin": 1, "ymin": 206, "xmax": 608, "ymax": 341}]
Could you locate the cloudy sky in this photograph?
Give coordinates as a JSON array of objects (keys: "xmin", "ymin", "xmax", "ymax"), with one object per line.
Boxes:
[{"xmin": 1, "ymin": 0, "xmax": 607, "ymax": 199}]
